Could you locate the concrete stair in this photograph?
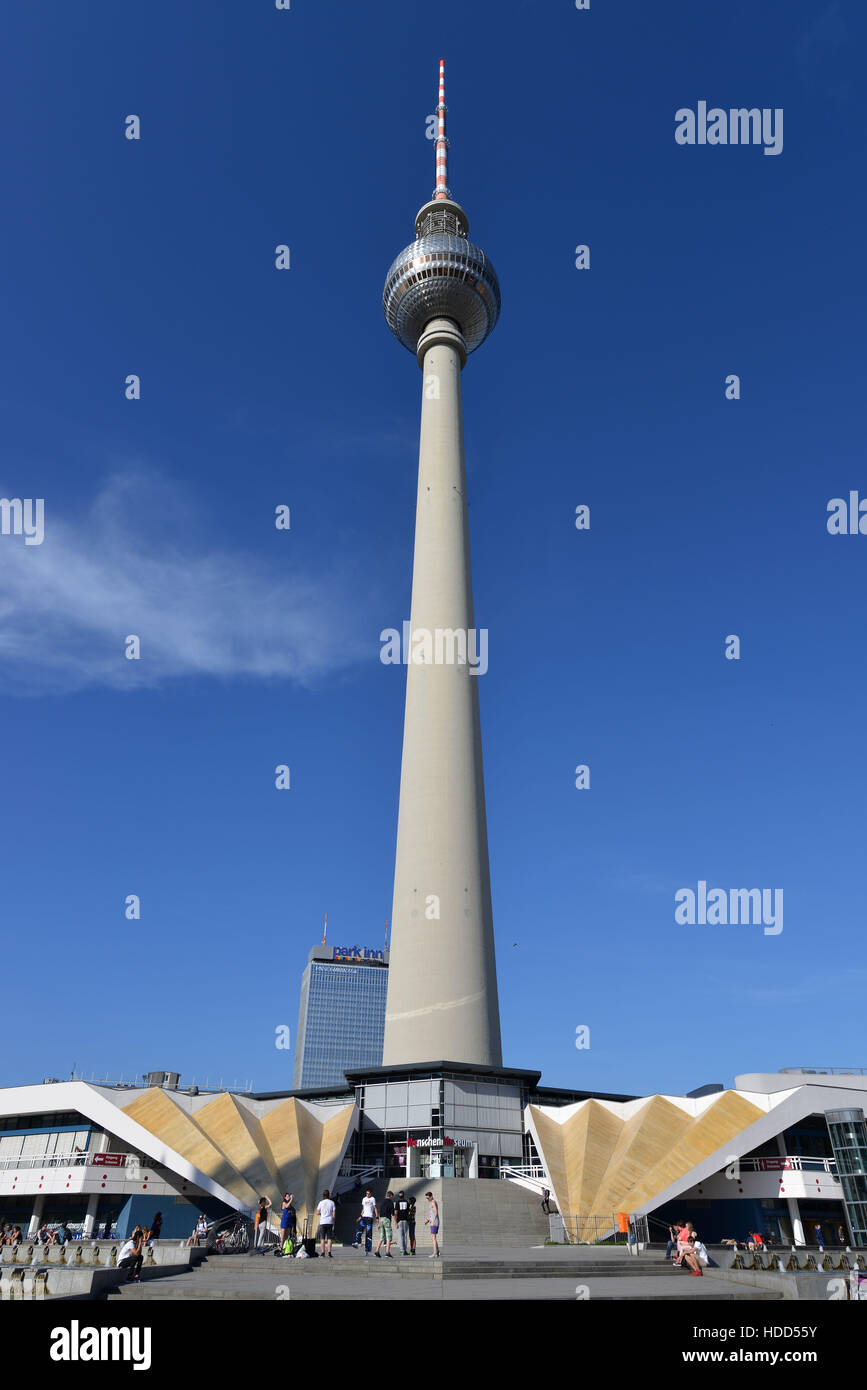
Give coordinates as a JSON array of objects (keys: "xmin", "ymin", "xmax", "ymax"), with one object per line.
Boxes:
[
  {"xmin": 332, "ymin": 1177, "xmax": 548, "ymax": 1250},
  {"xmin": 439, "ymin": 1178, "xmax": 549, "ymax": 1247},
  {"xmin": 105, "ymin": 1247, "xmax": 782, "ymax": 1301},
  {"xmin": 442, "ymin": 1258, "xmax": 722, "ymax": 1279},
  {"xmin": 109, "ymin": 1249, "xmax": 441, "ymax": 1299}
]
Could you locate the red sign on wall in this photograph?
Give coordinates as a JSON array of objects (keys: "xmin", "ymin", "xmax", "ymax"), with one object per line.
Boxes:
[{"xmin": 91, "ymin": 1153, "xmax": 126, "ymax": 1167}]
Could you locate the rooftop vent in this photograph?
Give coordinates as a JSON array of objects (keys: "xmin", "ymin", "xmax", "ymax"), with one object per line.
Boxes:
[{"xmin": 144, "ymin": 1071, "xmax": 180, "ymax": 1090}]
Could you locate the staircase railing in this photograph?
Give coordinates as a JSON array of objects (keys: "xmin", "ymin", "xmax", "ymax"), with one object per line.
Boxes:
[
  {"xmin": 334, "ymin": 1164, "xmax": 384, "ymax": 1194},
  {"xmin": 561, "ymin": 1214, "xmax": 642, "ymax": 1246},
  {"xmin": 499, "ymin": 1165, "xmax": 549, "ymax": 1195}
]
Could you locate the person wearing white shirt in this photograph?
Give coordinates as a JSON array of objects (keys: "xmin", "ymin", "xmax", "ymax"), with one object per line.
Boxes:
[
  {"xmin": 684, "ymin": 1235, "xmax": 709, "ymax": 1276},
  {"xmin": 118, "ymin": 1227, "xmax": 144, "ymax": 1282},
  {"xmin": 317, "ymin": 1189, "xmax": 336, "ymax": 1258},
  {"xmin": 354, "ymin": 1190, "xmax": 377, "ymax": 1255}
]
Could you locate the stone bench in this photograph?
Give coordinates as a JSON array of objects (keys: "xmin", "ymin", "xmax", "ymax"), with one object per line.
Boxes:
[
  {"xmin": 820, "ymin": 1251, "xmax": 855, "ymax": 1272},
  {"xmin": 710, "ymin": 1248, "xmax": 742, "ymax": 1271}
]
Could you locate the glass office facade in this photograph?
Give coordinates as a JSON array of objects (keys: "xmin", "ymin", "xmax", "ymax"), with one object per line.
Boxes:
[
  {"xmin": 293, "ymin": 950, "xmax": 389, "ymax": 1089},
  {"xmin": 351, "ymin": 1072, "xmax": 526, "ymax": 1179}
]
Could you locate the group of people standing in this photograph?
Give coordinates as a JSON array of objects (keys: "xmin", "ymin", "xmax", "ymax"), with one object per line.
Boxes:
[
  {"xmin": 247, "ymin": 1187, "xmax": 442, "ymax": 1260},
  {"xmin": 251, "ymin": 1193, "xmax": 299, "ymax": 1253},
  {"xmin": 314, "ymin": 1188, "xmax": 440, "ymax": 1259}
]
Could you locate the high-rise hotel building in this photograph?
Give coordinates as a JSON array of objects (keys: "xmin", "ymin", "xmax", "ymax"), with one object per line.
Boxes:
[{"xmin": 292, "ymin": 945, "xmax": 389, "ymax": 1090}]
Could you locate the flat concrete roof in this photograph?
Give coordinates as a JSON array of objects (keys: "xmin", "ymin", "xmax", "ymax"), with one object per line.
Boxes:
[
  {"xmin": 248, "ymin": 1085, "xmax": 355, "ymax": 1102},
  {"xmin": 531, "ymin": 1084, "xmax": 637, "ymax": 1105},
  {"xmin": 343, "ymin": 1060, "xmax": 543, "ymax": 1086}
]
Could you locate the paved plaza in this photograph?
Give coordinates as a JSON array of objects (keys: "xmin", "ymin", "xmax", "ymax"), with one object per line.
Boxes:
[{"xmin": 103, "ymin": 1245, "xmax": 784, "ymax": 1302}]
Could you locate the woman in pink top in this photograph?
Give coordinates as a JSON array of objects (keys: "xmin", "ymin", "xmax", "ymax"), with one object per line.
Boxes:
[{"xmin": 676, "ymin": 1223, "xmax": 694, "ymax": 1264}]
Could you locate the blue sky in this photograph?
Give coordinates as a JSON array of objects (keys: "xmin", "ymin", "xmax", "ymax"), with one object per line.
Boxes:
[{"xmin": 2, "ymin": 0, "xmax": 864, "ymax": 1098}]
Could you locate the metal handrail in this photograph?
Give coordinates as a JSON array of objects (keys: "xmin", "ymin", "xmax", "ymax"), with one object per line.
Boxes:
[
  {"xmin": 0, "ymin": 1151, "xmax": 152, "ymax": 1172},
  {"xmin": 499, "ymin": 1165, "xmax": 550, "ymax": 1198},
  {"xmin": 62, "ymin": 1072, "xmax": 255, "ymax": 1093},
  {"xmin": 647, "ymin": 1215, "xmax": 672, "ymax": 1233},
  {"xmin": 731, "ymin": 1155, "xmax": 838, "ymax": 1174},
  {"xmin": 335, "ymin": 1163, "xmax": 384, "ymax": 1193},
  {"xmin": 562, "ymin": 1215, "xmax": 628, "ymax": 1245},
  {"xmin": 780, "ymin": 1067, "xmax": 867, "ymax": 1076},
  {"xmin": 208, "ymin": 1212, "xmax": 251, "ymax": 1234}
]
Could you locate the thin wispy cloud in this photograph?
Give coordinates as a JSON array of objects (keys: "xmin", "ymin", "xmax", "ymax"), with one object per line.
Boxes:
[{"xmin": 0, "ymin": 471, "xmax": 372, "ymax": 695}]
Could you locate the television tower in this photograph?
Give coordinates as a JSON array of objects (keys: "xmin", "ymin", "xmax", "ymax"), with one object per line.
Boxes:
[{"xmin": 382, "ymin": 61, "xmax": 502, "ymax": 1067}]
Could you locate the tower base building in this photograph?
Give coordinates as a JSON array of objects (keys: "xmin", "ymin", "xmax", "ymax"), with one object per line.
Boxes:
[{"xmin": 1, "ymin": 1068, "xmax": 865, "ymax": 1251}]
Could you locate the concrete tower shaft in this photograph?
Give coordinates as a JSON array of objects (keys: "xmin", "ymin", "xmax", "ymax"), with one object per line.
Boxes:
[{"xmin": 382, "ymin": 64, "xmax": 502, "ymax": 1068}]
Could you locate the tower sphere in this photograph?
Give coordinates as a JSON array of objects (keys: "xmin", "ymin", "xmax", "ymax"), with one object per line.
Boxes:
[
  {"xmin": 383, "ymin": 208, "xmax": 501, "ymax": 357},
  {"xmin": 382, "ymin": 71, "xmax": 501, "ymax": 359}
]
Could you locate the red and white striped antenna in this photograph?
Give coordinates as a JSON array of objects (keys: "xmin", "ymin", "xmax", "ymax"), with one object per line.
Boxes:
[{"xmin": 434, "ymin": 58, "xmax": 451, "ymax": 201}]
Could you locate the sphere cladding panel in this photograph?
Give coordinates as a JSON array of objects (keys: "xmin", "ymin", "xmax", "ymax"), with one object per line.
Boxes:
[{"xmin": 383, "ymin": 234, "xmax": 501, "ymax": 354}]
